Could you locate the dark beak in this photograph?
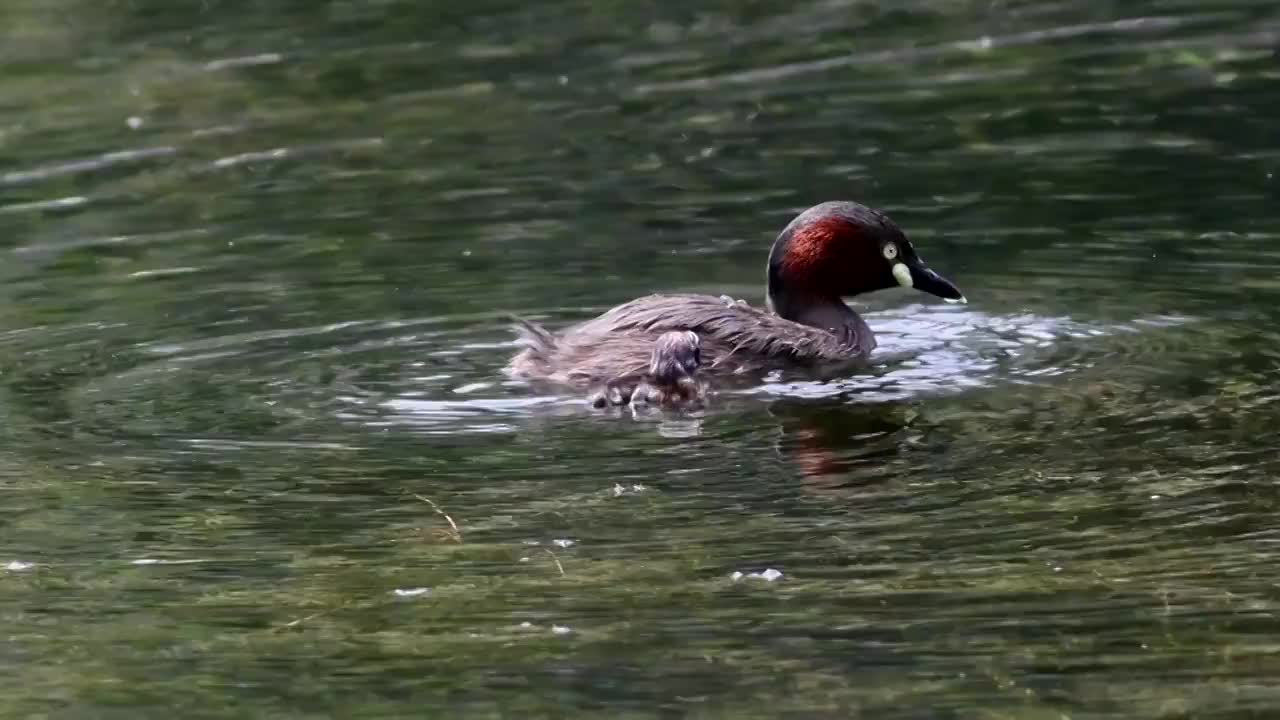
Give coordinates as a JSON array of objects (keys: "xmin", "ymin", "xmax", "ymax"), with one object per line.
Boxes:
[{"xmin": 909, "ymin": 262, "xmax": 965, "ymax": 303}]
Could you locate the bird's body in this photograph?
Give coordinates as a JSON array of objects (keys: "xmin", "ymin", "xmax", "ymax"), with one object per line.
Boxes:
[{"xmin": 505, "ymin": 201, "xmax": 963, "ymax": 405}]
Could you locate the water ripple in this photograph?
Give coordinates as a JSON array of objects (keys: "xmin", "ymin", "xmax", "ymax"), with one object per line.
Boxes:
[
  {"xmin": 634, "ymin": 15, "xmax": 1202, "ymax": 94},
  {"xmin": 0, "ymin": 146, "xmax": 177, "ymax": 186}
]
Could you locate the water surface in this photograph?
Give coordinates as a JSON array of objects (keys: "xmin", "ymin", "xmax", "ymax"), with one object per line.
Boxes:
[{"xmin": 3, "ymin": 1, "xmax": 1280, "ymax": 717}]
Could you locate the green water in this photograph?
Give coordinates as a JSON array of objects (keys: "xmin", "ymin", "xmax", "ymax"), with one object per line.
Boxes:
[{"xmin": 3, "ymin": 1, "xmax": 1280, "ymax": 717}]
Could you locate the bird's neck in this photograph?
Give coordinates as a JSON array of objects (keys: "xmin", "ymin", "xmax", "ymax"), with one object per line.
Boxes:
[
  {"xmin": 767, "ymin": 240, "xmax": 874, "ymax": 352},
  {"xmin": 767, "ymin": 286, "xmax": 872, "ymax": 352}
]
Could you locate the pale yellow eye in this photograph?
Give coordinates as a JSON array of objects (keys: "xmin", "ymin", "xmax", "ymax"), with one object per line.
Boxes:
[{"xmin": 882, "ymin": 243, "xmax": 899, "ymax": 260}]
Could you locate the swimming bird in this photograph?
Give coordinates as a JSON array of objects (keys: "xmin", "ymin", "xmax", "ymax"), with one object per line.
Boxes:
[{"xmin": 507, "ymin": 201, "xmax": 963, "ymax": 402}]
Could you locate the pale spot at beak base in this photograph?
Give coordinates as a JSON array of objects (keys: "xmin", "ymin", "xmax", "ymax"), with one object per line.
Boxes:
[{"xmin": 891, "ymin": 263, "xmax": 913, "ymax": 288}]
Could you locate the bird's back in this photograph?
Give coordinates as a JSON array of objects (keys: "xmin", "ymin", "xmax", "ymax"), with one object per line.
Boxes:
[{"xmin": 507, "ymin": 293, "xmax": 869, "ymax": 387}]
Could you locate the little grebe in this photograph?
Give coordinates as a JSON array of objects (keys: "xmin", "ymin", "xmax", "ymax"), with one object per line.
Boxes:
[
  {"xmin": 507, "ymin": 201, "xmax": 963, "ymax": 399},
  {"xmin": 589, "ymin": 330, "xmax": 705, "ymax": 408}
]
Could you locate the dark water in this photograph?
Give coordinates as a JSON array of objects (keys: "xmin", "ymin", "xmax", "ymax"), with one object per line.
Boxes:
[{"xmin": 3, "ymin": 1, "xmax": 1280, "ymax": 717}]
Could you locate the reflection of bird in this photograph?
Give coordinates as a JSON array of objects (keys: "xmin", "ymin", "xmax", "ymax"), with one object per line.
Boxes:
[
  {"xmin": 770, "ymin": 399, "xmax": 923, "ymax": 494},
  {"xmin": 507, "ymin": 201, "xmax": 964, "ymax": 406}
]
